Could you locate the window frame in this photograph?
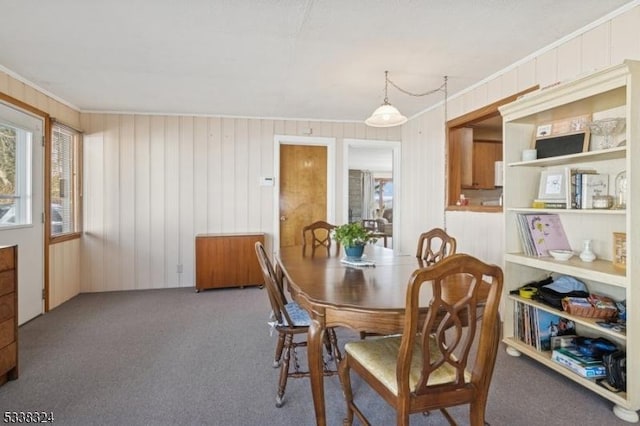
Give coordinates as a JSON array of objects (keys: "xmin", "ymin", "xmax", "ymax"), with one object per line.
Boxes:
[
  {"xmin": 0, "ymin": 106, "xmax": 35, "ymax": 229},
  {"xmin": 47, "ymin": 118, "xmax": 82, "ymax": 243}
]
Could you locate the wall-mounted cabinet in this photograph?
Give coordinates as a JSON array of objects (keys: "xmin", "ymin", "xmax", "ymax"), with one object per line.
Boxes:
[
  {"xmin": 462, "ymin": 138, "xmax": 502, "ymax": 189},
  {"xmin": 452, "ymin": 128, "xmax": 502, "ymax": 190},
  {"xmin": 499, "ymin": 60, "xmax": 639, "ymax": 423}
]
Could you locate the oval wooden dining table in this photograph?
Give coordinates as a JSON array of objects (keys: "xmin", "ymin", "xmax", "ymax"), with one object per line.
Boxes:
[{"xmin": 275, "ymin": 244, "xmax": 434, "ymax": 426}]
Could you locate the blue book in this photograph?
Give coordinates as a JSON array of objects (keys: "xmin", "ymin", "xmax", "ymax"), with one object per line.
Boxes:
[{"xmin": 535, "ymin": 309, "xmax": 561, "ymax": 351}]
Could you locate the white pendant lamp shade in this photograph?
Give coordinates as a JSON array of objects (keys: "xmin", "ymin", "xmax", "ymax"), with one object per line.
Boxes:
[{"xmin": 365, "ymin": 101, "xmax": 408, "ymax": 127}]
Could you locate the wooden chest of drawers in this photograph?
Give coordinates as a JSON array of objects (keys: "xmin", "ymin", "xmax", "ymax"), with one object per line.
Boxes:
[
  {"xmin": 195, "ymin": 233, "xmax": 264, "ymax": 291},
  {"xmin": 0, "ymin": 245, "xmax": 17, "ymax": 386}
]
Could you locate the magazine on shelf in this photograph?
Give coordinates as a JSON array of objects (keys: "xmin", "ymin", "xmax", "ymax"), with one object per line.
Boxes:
[
  {"xmin": 523, "ymin": 213, "xmax": 571, "ymax": 257},
  {"xmin": 514, "ymin": 302, "xmax": 568, "ymax": 351},
  {"xmin": 515, "ymin": 214, "xmax": 536, "ymax": 256},
  {"xmin": 535, "ymin": 309, "xmax": 562, "ymax": 351}
]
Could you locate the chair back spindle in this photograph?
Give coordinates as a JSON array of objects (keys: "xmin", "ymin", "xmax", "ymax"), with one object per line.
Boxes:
[
  {"xmin": 302, "ymin": 221, "xmax": 339, "ymax": 257},
  {"xmin": 340, "ymin": 253, "xmax": 503, "ymax": 425},
  {"xmin": 415, "ymin": 228, "xmax": 457, "ymax": 265}
]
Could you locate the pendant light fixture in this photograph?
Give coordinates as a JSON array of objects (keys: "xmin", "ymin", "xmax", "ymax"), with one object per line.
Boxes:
[
  {"xmin": 365, "ymin": 71, "xmax": 447, "ymax": 128},
  {"xmin": 365, "ymin": 71, "xmax": 407, "ymax": 127}
]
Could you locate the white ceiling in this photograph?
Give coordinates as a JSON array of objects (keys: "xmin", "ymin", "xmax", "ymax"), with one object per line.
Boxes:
[{"xmin": 0, "ymin": 0, "xmax": 635, "ymax": 122}]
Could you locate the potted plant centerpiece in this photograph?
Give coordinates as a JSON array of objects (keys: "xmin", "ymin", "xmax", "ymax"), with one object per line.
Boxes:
[{"xmin": 333, "ymin": 222, "xmax": 376, "ymax": 259}]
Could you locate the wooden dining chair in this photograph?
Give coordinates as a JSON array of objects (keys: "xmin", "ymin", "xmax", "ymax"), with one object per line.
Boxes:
[
  {"xmin": 359, "ymin": 227, "xmax": 456, "ymax": 341},
  {"xmin": 361, "ymin": 218, "xmax": 381, "ymax": 232},
  {"xmin": 416, "ymin": 228, "xmax": 457, "ymax": 265},
  {"xmin": 339, "ymin": 253, "xmax": 503, "ymax": 426},
  {"xmin": 302, "ymin": 220, "xmax": 339, "ymax": 256},
  {"xmin": 254, "ymin": 242, "xmax": 341, "ymax": 407}
]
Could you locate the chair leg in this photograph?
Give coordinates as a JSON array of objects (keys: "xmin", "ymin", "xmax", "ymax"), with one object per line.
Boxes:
[
  {"xmin": 323, "ymin": 331, "xmax": 333, "ymax": 361},
  {"xmin": 440, "ymin": 408, "xmax": 457, "ymax": 425},
  {"xmin": 397, "ymin": 412, "xmax": 410, "ymax": 426},
  {"xmin": 469, "ymin": 401, "xmax": 487, "ymax": 426},
  {"xmin": 276, "ymin": 333, "xmax": 294, "ymax": 408},
  {"xmin": 327, "ymin": 327, "xmax": 342, "ymax": 365},
  {"xmin": 273, "ymin": 332, "xmax": 285, "ymax": 368},
  {"xmin": 338, "ymin": 356, "xmax": 354, "ymax": 425}
]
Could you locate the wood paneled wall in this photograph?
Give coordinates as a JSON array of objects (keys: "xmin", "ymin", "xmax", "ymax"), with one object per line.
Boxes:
[
  {"xmin": 402, "ymin": 5, "xmax": 640, "ymax": 266},
  {"xmin": 80, "ymin": 114, "xmax": 399, "ymax": 291},
  {"xmin": 3, "ymin": 4, "xmax": 640, "ymax": 298}
]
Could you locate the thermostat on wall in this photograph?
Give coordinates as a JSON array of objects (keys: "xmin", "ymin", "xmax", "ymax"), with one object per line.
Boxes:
[{"xmin": 259, "ymin": 176, "xmax": 274, "ymax": 186}]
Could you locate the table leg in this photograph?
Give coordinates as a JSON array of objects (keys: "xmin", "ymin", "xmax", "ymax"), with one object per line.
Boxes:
[{"xmin": 307, "ymin": 317, "xmax": 326, "ymax": 426}]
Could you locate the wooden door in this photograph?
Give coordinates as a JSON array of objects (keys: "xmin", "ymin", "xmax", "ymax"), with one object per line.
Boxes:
[{"xmin": 279, "ymin": 145, "xmax": 327, "ymax": 248}]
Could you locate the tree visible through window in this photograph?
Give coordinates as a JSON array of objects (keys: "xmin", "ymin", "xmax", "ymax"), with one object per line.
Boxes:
[
  {"xmin": 51, "ymin": 122, "xmax": 81, "ymax": 236},
  {"xmin": 0, "ymin": 121, "xmax": 31, "ymax": 227},
  {"xmin": 0, "ymin": 124, "xmax": 16, "ymax": 215}
]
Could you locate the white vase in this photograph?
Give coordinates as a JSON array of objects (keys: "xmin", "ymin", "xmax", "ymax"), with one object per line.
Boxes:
[{"xmin": 580, "ymin": 239, "xmax": 596, "ymax": 262}]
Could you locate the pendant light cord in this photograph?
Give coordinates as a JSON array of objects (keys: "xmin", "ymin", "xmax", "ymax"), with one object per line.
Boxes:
[
  {"xmin": 382, "ymin": 72, "xmax": 450, "ymax": 231},
  {"xmin": 386, "ymin": 73, "xmax": 448, "ymax": 97}
]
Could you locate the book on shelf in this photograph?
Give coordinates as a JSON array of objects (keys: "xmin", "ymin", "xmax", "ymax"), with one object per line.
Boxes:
[
  {"xmin": 551, "ymin": 347, "xmax": 607, "ymax": 378},
  {"xmin": 531, "ymin": 199, "xmax": 567, "ymax": 209},
  {"xmin": 568, "ymin": 168, "xmax": 597, "ymax": 209},
  {"xmin": 580, "ymin": 173, "xmax": 609, "ymax": 209},
  {"xmin": 516, "ymin": 213, "xmax": 571, "ymax": 257}
]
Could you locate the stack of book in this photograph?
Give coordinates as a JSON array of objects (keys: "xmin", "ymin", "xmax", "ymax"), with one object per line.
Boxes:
[
  {"xmin": 514, "ymin": 302, "xmax": 562, "ymax": 351},
  {"xmin": 515, "ymin": 213, "xmax": 571, "ymax": 257},
  {"xmin": 570, "ymin": 168, "xmax": 608, "ymax": 209},
  {"xmin": 551, "ymin": 346, "xmax": 607, "ymax": 378}
]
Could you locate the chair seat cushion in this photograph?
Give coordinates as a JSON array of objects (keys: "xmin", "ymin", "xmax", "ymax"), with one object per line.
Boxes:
[
  {"xmin": 345, "ymin": 335, "xmax": 469, "ymax": 395},
  {"xmin": 282, "ymin": 302, "xmax": 311, "ymax": 327}
]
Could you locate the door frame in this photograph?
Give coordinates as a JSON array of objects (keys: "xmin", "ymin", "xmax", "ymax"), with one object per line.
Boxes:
[
  {"xmin": 343, "ymin": 138, "xmax": 401, "ymax": 253},
  {"xmin": 0, "ymin": 94, "xmax": 47, "ymax": 323},
  {"xmin": 273, "ymin": 135, "xmax": 336, "ymax": 251}
]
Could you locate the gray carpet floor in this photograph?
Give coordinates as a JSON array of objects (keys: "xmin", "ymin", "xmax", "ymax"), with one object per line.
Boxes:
[{"xmin": 0, "ymin": 287, "xmax": 635, "ymax": 425}]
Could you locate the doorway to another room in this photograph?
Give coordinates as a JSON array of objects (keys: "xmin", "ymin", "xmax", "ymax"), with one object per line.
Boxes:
[{"xmin": 343, "ymin": 139, "xmax": 400, "ymax": 250}]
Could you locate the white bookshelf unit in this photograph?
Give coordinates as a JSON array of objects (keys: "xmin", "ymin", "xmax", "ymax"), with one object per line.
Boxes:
[{"xmin": 499, "ymin": 60, "xmax": 639, "ymax": 423}]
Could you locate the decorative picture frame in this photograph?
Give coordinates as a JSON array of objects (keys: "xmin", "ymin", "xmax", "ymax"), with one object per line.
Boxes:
[
  {"xmin": 537, "ymin": 170, "xmax": 567, "ymax": 201},
  {"xmin": 534, "ymin": 132, "xmax": 590, "ymax": 159},
  {"xmin": 613, "ymin": 232, "xmax": 626, "ymax": 270},
  {"xmin": 533, "ymin": 115, "xmax": 591, "ymax": 159}
]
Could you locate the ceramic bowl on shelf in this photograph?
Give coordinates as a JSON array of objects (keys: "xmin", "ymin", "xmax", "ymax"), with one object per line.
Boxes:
[{"xmin": 549, "ymin": 249, "xmax": 574, "ymax": 261}]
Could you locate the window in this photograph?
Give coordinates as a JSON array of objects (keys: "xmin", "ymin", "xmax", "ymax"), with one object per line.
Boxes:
[
  {"xmin": 0, "ymin": 121, "xmax": 33, "ymax": 227},
  {"xmin": 50, "ymin": 121, "xmax": 81, "ymax": 237},
  {"xmin": 374, "ymin": 178, "xmax": 393, "ymax": 211}
]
